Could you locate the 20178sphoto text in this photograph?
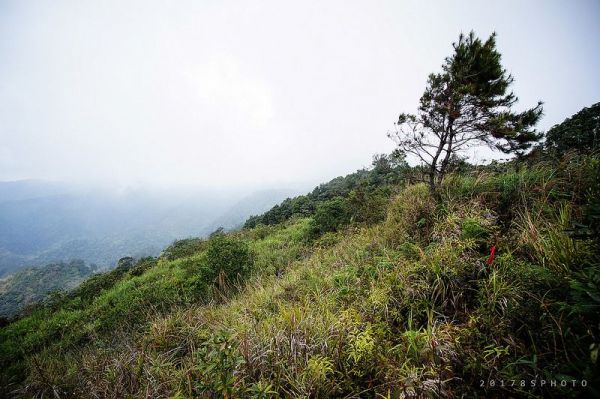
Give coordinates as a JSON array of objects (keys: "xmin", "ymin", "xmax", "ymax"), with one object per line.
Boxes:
[{"xmin": 480, "ymin": 378, "xmax": 588, "ymax": 389}]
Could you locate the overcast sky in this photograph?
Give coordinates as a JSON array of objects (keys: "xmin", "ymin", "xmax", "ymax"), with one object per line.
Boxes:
[{"xmin": 1, "ymin": 0, "xmax": 598, "ymax": 189}]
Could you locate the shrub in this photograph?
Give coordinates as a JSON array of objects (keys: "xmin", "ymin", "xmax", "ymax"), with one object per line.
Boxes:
[
  {"xmin": 347, "ymin": 187, "xmax": 390, "ymax": 224},
  {"xmin": 129, "ymin": 257, "xmax": 157, "ymax": 277},
  {"xmin": 160, "ymin": 238, "xmax": 206, "ymax": 261},
  {"xmin": 545, "ymin": 102, "xmax": 600, "ymax": 156},
  {"xmin": 460, "ymin": 217, "xmax": 489, "ymax": 242},
  {"xmin": 192, "ymin": 330, "xmax": 245, "ymax": 397},
  {"xmin": 385, "ymin": 183, "xmax": 435, "ymax": 245},
  {"xmin": 309, "ymin": 197, "xmax": 351, "ymax": 236},
  {"xmin": 303, "ymin": 355, "xmax": 334, "ymax": 396},
  {"xmin": 116, "ymin": 256, "xmax": 135, "ymax": 271},
  {"xmin": 205, "ymin": 235, "xmax": 254, "ymax": 281}
]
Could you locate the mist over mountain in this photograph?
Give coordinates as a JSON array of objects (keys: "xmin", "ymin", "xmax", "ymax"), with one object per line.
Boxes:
[{"xmin": 0, "ymin": 180, "xmax": 301, "ymax": 277}]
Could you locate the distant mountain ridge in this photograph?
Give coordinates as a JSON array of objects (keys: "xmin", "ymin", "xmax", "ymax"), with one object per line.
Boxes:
[
  {"xmin": 0, "ymin": 259, "xmax": 96, "ymax": 317},
  {"xmin": 0, "ymin": 181, "xmax": 301, "ymax": 277}
]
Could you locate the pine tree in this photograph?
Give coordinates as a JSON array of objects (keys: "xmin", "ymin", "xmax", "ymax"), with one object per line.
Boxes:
[{"xmin": 389, "ymin": 31, "xmax": 543, "ymax": 194}]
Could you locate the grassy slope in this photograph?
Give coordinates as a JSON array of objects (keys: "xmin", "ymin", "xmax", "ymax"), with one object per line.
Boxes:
[{"xmin": 1, "ymin": 155, "xmax": 599, "ymax": 398}]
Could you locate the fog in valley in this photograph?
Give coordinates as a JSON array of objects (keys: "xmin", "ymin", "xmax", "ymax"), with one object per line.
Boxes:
[{"xmin": 0, "ymin": 180, "xmax": 303, "ymax": 276}]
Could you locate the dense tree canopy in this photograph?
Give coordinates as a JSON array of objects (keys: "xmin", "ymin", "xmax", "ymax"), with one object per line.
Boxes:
[
  {"xmin": 244, "ymin": 153, "xmax": 407, "ymax": 229},
  {"xmin": 545, "ymin": 102, "xmax": 600, "ymax": 155}
]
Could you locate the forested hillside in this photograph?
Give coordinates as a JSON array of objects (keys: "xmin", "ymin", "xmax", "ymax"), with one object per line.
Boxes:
[
  {"xmin": 0, "ymin": 260, "xmax": 96, "ymax": 318},
  {"xmin": 0, "ymin": 184, "xmax": 298, "ymax": 277}
]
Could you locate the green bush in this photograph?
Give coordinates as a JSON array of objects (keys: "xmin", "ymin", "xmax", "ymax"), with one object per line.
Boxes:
[
  {"xmin": 347, "ymin": 187, "xmax": 390, "ymax": 225},
  {"xmin": 385, "ymin": 183, "xmax": 435, "ymax": 245},
  {"xmin": 545, "ymin": 102, "xmax": 600, "ymax": 156},
  {"xmin": 129, "ymin": 257, "xmax": 157, "ymax": 277},
  {"xmin": 205, "ymin": 235, "xmax": 254, "ymax": 281},
  {"xmin": 192, "ymin": 330, "xmax": 245, "ymax": 397},
  {"xmin": 460, "ymin": 217, "xmax": 489, "ymax": 242},
  {"xmin": 160, "ymin": 238, "xmax": 206, "ymax": 261},
  {"xmin": 309, "ymin": 197, "xmax": 351, "ymax": 236}
]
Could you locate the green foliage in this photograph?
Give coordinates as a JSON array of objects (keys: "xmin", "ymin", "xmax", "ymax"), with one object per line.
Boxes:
[
  {"xmin": 64, "ymin": 261, "xmax": 132, "ymax": 303},
  {"xmin": 160, "ymin": 238, "xmax": 206, "ymax": 261},
  {"xmin": 346, "ymin": 186, "xmax": 390, "ymax": 224},
  {"xmin": 0, "ymin": 260, "xmax": 95, "ymax": 318},
  {"xmin": 1, "ymin": 147, "xmax": 599, "ymax": 397},
  {"xmin": 129, "ymin": 256, "xmax": 158, "ymax": 277},
  {"xmin": 460, "ymin": 217, "xmax": 489, "ymax": 242},
  {"xmin": 385, "ymin": 183, "xmax": 435, "ymax": 245},
  {"xmin": 205, "ymin": 235, "xmax": 254, "ymax": 281},
  {"xmin": 577, "ymin": 153, "xmax": 600, "ymax": 241},
  {"xmin": 309, "ymin": 197, "xmax": 351, "ymax": 236},
  {"xmin": 249, "ymin": 218, "xmax": 312, "ymax": 275},
  {"xmin": 304, "ymin": 355, "xmax": 333, "ymax": 385},
  {"xmin": 545, "ymin": 102, "xmax": 600, "ymax": 156},
  {"xmin": 391, "ymin": 31, "xmax": 543, "ymax": 192},
  {"xmin": 244, "ymin": 153, "xmax": 406, "ymax": 228},
  {"xmin": 192, "ymin": 330, "xmax": 245, "ymax": 397}
]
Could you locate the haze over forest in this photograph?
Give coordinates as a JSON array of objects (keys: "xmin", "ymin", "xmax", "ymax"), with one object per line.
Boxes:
[{"xmin": 0, "ymin": 180, "xmax": 303, "ymax": 276}]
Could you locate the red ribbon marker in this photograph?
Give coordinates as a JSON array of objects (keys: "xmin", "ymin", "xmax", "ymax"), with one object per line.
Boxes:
[{"xmin": 486, "ymin": 245, "xmax": 497, "ymax": 265}]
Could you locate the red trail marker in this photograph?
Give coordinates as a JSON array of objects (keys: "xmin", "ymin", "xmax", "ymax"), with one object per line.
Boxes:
[{"xmin": 486, "ymin": 245, "xmax": 497, "ymax": 265}]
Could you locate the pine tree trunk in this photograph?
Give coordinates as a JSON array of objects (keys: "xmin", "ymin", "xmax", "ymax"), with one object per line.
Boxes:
[{"xmin": 428, "ymin": 167, "xmax": 437, "ymax": 198}]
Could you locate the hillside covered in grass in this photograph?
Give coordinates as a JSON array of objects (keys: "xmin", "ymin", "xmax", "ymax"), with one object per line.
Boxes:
[{"xmin": 1, "ymin": 138, "xmax": 599, "ymax": 397}]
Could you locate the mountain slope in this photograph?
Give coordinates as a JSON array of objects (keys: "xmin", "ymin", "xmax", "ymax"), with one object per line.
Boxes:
[
  {"xmin": 0, "ymin": 150, "xmax": 598, "ymax": 398},
  {"xmin": 0, "ymin": 183, "xmax": 295, "ymax": 277},
  {"xmin": 0, "ymin": 260, "xmax": 95, "ymax": 318}
]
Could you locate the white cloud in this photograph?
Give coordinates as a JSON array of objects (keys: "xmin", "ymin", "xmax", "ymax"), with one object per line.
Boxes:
[
  {"xmin": 0, "ymin": 0, "xmax": 598, "ymax": 188},
  {"xmin": 185, "ymin": 57, "xmax": 274, "ymax": 129}
]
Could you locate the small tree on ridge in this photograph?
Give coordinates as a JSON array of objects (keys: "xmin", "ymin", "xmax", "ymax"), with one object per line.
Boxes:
[{"xmin": 389, "ymin": 31, "xmax": 543, "ymax": 195}]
